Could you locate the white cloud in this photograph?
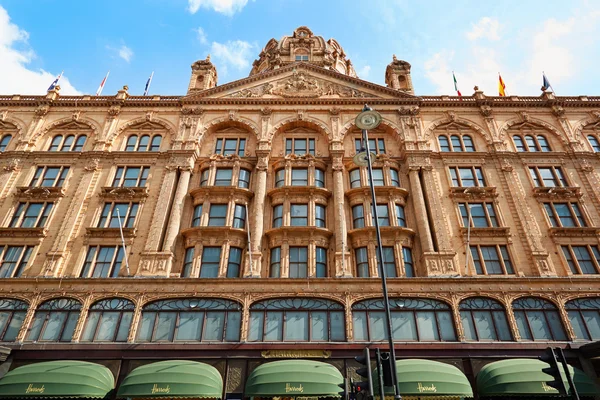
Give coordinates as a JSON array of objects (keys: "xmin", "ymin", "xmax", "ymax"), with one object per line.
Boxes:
[
  {"xmin": 196, "ymin": 27, "xmax": 208, "ymax": 45},
  {"xmin": 357, "ymin": 65, "xmax": 371, "ymax": 79},
  {"xmin": 0, "ymin": 6, "xmax": 79, "ymax": 95},
  {"xmin": 466, "ymin": 17, "xmax": 501, "ymax": 41},
  {"xmin": 118, "ymin": 45, "xmax": 133, "ymax": 63},
  {"xmin": 211, "ymin": 40, "xmax": 255, "ymax": 75},
  {"xmin": 424, "ymin": 50, "xmax": 455, "ymax": 94},
  {"xmin": 188, "ymin": 0, "xmax": 248, "ymax": 16}
]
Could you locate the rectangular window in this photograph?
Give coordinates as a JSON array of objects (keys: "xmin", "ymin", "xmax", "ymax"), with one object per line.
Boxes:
[
  {"xmin": 0, "ymin": 245, "xmax": 33, "ymax": 278},
  {"xmin": 529, "ymin": 166, "xmax": 568, "ymax": 187},
  {"xmin": 350, "ymin": 169, "xmax": 361, "ymax": 188},
  {"xmin": 214, "ymin": 168, "xmax": 233, "ymax": 186},
  {"xmin": 208, "ymin": 204, "xmax": 228, "ymax": 226},
  {"xmin": 316, "ymin": 247, "xmax": 327, "ymax": 277},
  {"xmin": 182, "ymin": 247, "xmax": 194, "ymax": 277},
  {"xmin": 352, "ymin": 205, "xmax": 365, "ymax": 229},
  {"xmin": 286, "ymin": 138, "xmax": 315, "ymax": 156},
  {"xmin": 81, "ymin": 246, "xmax": 124, "ymax": 278},
  {"xmin": 200, "ymin": 169, "xmax": 210, "ymax": 186},
  {"xmin": 291, "ymin": 168, "xmax": 308, "ymax": 186},
  {"xmin": 270, "ymin": 247, "xmax": 281, "ymax": 277},
  {"xmin": 355, "ymin": 138, "xmax": 386, "ymax": 154},
  {"xmin": 315, "ymin": 204, "xmax": 326, "ymax": 228},
  {"xmin": 30, "ymin": 166, "xmax": 69, "ymax": 187},
  {"xmin": 238, "ymin": 169, "xmax": 251, "ymax": 188},
  {"xmin": 295, "ymin": 55, "xmax": 309, "ymax": 61},
  {"xmin": 561, "ymin": 245, "xmax": 600, "ymax": 275},
  {"xmin": 97, "ymin": 203, "xmax": 139, "ymax": 228},
  {"xmin": 215, "ymin": 138, "xmax": 246, "ymax": 156},
  {"xmin": 275, "ymin": 169, "xmax": 285, "ymax": 187},
  {"xmin": 402, "ymin": 247, "xmax": 414, "ymax": 277},
  {"xmin": 192, "ymin": 205, "xmax": 202, "ymax": 227},
  {"xmin": 315, "ymin": 169, "xmax": 325, "ymax": 188},
  {"xmin": 470, "ymin": 245, "xmax": 514, "ymax": 275},
  {"xmin": 372, "ymin": 169, "xmax": 385, "ymax": 186},
  {"xmin": 449, "ymin": 167, "xmax": 485, "ymax": 187},
  {"xmin": 396, "ymin": 204, "xmax": 406, "ymax": 227},
  {"xmin": 356, "ymin": 247, "xmax": 369, "ymax": 277},
  {"xmin": 232, "ymin": 204, "xmax": 246, "ymax": 229},
  {"xmin": 272, "ymin": 205, "xmax": 283, "ymax": 228},
  {"xmin": 289, "ymin": 247, "xmax": 308, "ymax": 278},
  {"xmin": 112, "ymin": 166, "xmax": 149, "ymax": 187},
  {"xmin": 290, "ymin": 204, "xmax": 308, "ymax": 226},
  {"xmin": 200, "ymin": 247, "xmax": 221, "ymax": 278},
  {"xmin": 227, "ymin": 247, "xmax": 242, "ymax": 278},
  {"xmin": 544, "ymin": 202, "xmax": 586, "ymax": 227},
  {"xmin": 381, "ymin": 247, "xmax": 396, "ymax": 278},
  {"xmin": 390, "ymin": 169, "xmax": 400, "ymax": 187},
  {"xmin": 458, "ymin": 202, "xmax": 499, "ymax": 227},
  {"xmin": 10, "ymin": 202, "xmax": 54, "ymax": 228},
  {"xmin": 372, "ymin": 204, "xmax": 390, "ymax": 227}
]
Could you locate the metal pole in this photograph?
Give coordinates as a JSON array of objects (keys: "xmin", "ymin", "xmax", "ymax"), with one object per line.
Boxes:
[
  {"xmin": 362, "ymin": 106, "xmax": 401, "ymax": 400},
  {"xmin": 115, "ymin": 208, "xmax": 131, "ymax": 277},
  {"xmin": 375, "ymin": 349, "xmax": 387, "ymax": 400}
]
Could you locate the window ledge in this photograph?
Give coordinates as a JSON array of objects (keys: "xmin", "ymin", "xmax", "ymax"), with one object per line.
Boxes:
[
  {"xmin": 460, "ymin": 227, "xmax": 510, "ymax": 237},
  {"xmin": 15, "ymin": 186, "xmax": 65, "ymax": 199},
  {"xmin": 189, "ymin": 186, "xmax": 254, "ymax": 203},
  {"xmin": 100, "ymin": 187, "xmax": 149, "ymax": 201},
  {"xmin": 533, "ymin": 186, "xmax": 582, "ymax": 200},
  {"xmin": 181, "ymin": 226, "xmax": 248, "ymax": 248},
  {"xmin": 0, "ymin": 227, "xmax": 46, "ymax": 238},
  {"xmin": 85, "ymin": 227, "xmax": 136, "ymax": 238},
  {"xmin": 345, "ymin": 186, "xmax": 409, "ymax": 199},
  {"xmin": 549, "ymin": 227, "xmax": 599, "ymax": 237},
  {"xmin": 449, "ymin": 186, "xmax": 497, "ymax": 199},
  {"xmin": 268, "ymin": 186, "xmax": 331, "ymax": 200}
]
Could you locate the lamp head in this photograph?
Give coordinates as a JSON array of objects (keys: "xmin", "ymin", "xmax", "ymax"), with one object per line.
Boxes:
[{"xmin": 355, "ymin": 109, "xmax": 382, "ymax": 130}]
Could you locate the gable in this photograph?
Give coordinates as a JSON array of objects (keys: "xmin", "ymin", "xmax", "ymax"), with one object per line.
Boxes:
[
  {"xmin": 186, "ymin": 63, "xmax": 416, "ymax": 100},
  {"xmin": 51, "ymin": 120, "xmax": 93, "ymax": 131}
]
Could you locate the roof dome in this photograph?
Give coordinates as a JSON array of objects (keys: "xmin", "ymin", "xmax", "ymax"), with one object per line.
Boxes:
[{"xmin": 249, "ymin": 26, "xmax": 357, "ymax": 78}]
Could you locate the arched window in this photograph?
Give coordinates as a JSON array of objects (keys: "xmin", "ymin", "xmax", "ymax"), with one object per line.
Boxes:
[
  {"xmin": 565, "ymin": 298, "xmax": 600, "ymax": 341},
  {"xmin": 588, "ymin": 135, "xmax": 600, "ymax": 152},
  {"xmin": 137, "ymin": 298, "xmax": 241, "ymax": 342},
  {"xmin": 48, "ymin": 134, "xmax": 87, "ymax": 151},
  {"xmin": 512, "ymin": 297, "xmax": 567, "ymax": 341},
  {"xmin": 513, "ymin": 134, "xmax": 551, "ymax": 152},
  {"xmin": 438, "ymin": 134, "xmax": 475, "ymax": 152},
  {"xmin": 0, "ymin": 298, "xmax": 28, "ymax": 342},
  {"xmin": 353, "ymin": 298, "xmax": 456, "ymax": 341},
  {"xmin": 0, "ymin": 135, "xmax": 12, "ymax": 152},
  {"xmin": 125, "ymin": 134, "xmax": 162, "ymax": 152},
  {"xmin": 81, "ymin": 298, "xmax": 135, "ymax": 342},
  {"xmin": 26, "ymin": 298, "xmax": 81, "ymax": 342},
  {"xmin": 248, "ymin": 298, "xmax": 345, "ymax": 342},
  {"xmin": 459, "ymin": 297, "xmax": 512, "ymax": 341}
]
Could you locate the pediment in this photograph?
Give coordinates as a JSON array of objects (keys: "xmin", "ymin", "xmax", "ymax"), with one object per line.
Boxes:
[
  {"xmin": 53, "ymin": 120, "xmax": 93, "ymax": 131},
  {"xmin": 127, "ymin": 121, "xmax": 165, "ymax": 131},
  {"xmin": 436, "ymin": 121, "xmax": 471, "ymax": 131},
  {"xmin": 186, "ymin": 63, "xmax": 416, "ymax": 100},
  {"xmin": 0, "ymin": 121, "xmax": 17, "ymax": 130}
]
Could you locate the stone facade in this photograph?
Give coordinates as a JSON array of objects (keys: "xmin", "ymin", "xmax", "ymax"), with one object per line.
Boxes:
[{"xmin": 0, "ymin": 26, "xmax": 599, "ymax": 392}]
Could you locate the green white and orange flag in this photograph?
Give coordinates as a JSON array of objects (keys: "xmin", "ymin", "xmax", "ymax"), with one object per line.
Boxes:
[
  {"xmin": 498, "ymin": 73, "xmax": 506, "ymax": 96},
  {"xmin": 453, "ymin": 72, "xmax": 462, "ymax": 96}
]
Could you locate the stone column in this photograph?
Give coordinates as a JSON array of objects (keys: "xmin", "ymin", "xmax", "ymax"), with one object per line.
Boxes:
[
  {"xmin": 245, "ymin": 149, "xmax": 269, "ymax": 277},
  {"xmin": 332, "ymin": 152, "xmax": 351, "ymax": 277},
  {"xmin": 408, "ymin": 168, "xmax": 434, "ymax": 253}
]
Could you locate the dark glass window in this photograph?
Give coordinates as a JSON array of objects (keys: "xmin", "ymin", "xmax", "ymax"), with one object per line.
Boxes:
[
  {"xmin": 566, "ymin": 298, "xmax": 600, "ymax": 341},
  {"xmin": 316, "ymin": 247, "xmax": 327, "ymax": 277},
  {"xmin": 372, "ymin": 169, "xmax": 385, "ymax": 186},
  {"xmin": 512, "ymin": 297, "xmax": 567, "ymax": 341},
  {"xmin": 449, "ymin": 167, "xmax": 485, "ymax": 187},
  {"xmin": 81, "ymin": 298, "xmax": 134, "ymax": 342},
  {"xmin": 289, "ymin": 247, "xmax": 308, "ymax": 278},
  {"xmin": 315, "ymin": 169, "xmax": 325, "ymax": 188},
  {"xmin": 208, "ymin": 204, "xmax": 227, "ymax": 226},
  {"xmin": 248, "ymin": 298, "xmax": 345, "ymax": 342},
  {"xmin": 355, "ymin": 138, "xmax": 386, "ymax": 154},
  {"xmin": 439, "ymin": 134, "xmax": 475, "ymax": 152},
  {"xmin": 291, "ymin": 168, "xmax": 308, "ymax": 186},
  {"xmin": 315, "ymin": 204, "xmax": 326, "ymax": 228},
  {"xmin": 0, "ymin": 135, "xmax": 12, "ymax": 152},
  {"xmin": 529, "ymin": 166, "xmax": 567, "ymax": 187},
  {"xmin": 112, "ymin": 166, "xmax": 149, "ymax": 187},
  {"xmin": 588, "ymin": 135, "xmax": 600, "ymax": 152},
  {"xmin": 270, "ymin": 247, "xmax": 281, "ymax": 278},
  {"xmin": 49, "ymin": 134, "xmax": 87, "ymax": 151},
  {"xmin": 232, "ymin": 204, "xmax": 246, "ymax": 229},
  {"xmin": 562, "ymin": 245, "xmax": 600, "ymax": 275},
  {"xmin": 200, "ymin": 247, "xmax": 221, "ymax": 278},
  {"xmin": 81, "ymin": 246, "xmax": 125, "ymax": 278},
  {"xmin": 349, "ymin": 169, "xmax": 361, "ymax": 188},
  {"xmin": 97, "ymin": 202, "xmax": 138, "ymax": 228},
  {"xmin": 30, "ymin": 166, "xmax": 69, "ymax": 187},
  {"xmin": 215, "ymin": 138, "xmax": 246, "ymax": 156},
  {"xmin": 272, "ymin": 205, "xmax": 283, "ymax": 228},
  {"xmin": 200, "ymin": 169, "xmax": 210, "ymax": 186},
  {"xmin": 125, "ymin": 134, "xmax": 161, "ymax": 151},
  {"xmin": 381, "ymin": 246, "xmax": 396, "ymax": 278},
  {"xmin": 290, "ymin": 204, "xmax": 308, "ymax": 226},
  {"xmin": 26, "ymin": 298, "xmax": 81, "ymax": 342},
  {"xmin": 352, "ymin": 205, "xmax": 365, "ymax": 229},
  {"xmin": 192, "ymin": 205, "xmax": 202, "ymax": 227},
  {"xmin": 459, "ymin": 202, "xmax": 499, "ymax": 227},
  {"xmin": 227, "ymin": 247, "xmax": 242, "ymax": 278},
  {"xmin": 0, "ymin": 246, "xmax": 33, "ymax": 278},
  {"xmin": 275, "ymin": 169, "xmax": 285, "ymax": 187},
  {"xmin": 396, "ymin": 205, "xmax": 406, "ymax": 227},
  {"xmin": 459, "ymin": 297, "xmax": 512, "ymax": 341},
  {"xmin": 182, "ymin": 247, "xmax": 194, "ymax": 277},
  {"xmin": 286, "ymin": 138, "xmax": 315, "ymax": 156},
  {"xmin": 514, "ymin": 134, "xmax": 551, "ymax": 152},
  {"xmin": 544, "ymin": 202, "xmax": 586, "ymax": 227},
  {"xmin": 402, "ymin": 247, "xmax": 414, "ymax": 277},
  {"xmin": 390, "ymin": 169, "xmax": 400, "ymax": 187},
  {"xmin": 355, "ymin": 247, "xmax": 369, "ymax": 277},
  {"xmin": 238, "ymin": 169, "xmax": 250, "ymax": 188},
  {"xmin": 214, "ymin": 168, "xmax": 233, "ymax": 186},
  {"xmin": 372, "ymin": 204, "xmax": 390, "ymax": 227},
  {"xmin": 10, "ymin": 202, "xmax": 54, "ymax": 228},
  {"xmin": 438, "ymin": 135, "xmax": 450, "ymax": 152},
  {"xmin": 0, "ymin": 298, "xmax": 28, "ymax": 342},
  {"xmin": 470, "ymin": 245, "xmax": 514, "ymax": 275}
]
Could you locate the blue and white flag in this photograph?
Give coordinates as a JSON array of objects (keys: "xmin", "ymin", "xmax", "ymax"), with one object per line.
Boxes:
[
  {"xmin": 143, "ymin": 71, "xmax": 154, "ymax": 96},
  {"xmin": 542, "ymin": 72, "xmax": 554, "ymax": 93},
  {"xmin": 47, "ymin": 71, "xmax": 63, "ymax": 91}
]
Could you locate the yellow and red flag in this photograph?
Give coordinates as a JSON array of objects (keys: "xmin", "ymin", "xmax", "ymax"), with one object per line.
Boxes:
[{"xmin": 498, "ymin": 73, "xmax": 506, "ymax": 96}]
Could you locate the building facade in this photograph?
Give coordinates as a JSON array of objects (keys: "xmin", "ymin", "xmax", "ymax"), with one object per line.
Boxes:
[{"xmin": 0, "ymin": 26, "xmax": 599, "ymax": 395}]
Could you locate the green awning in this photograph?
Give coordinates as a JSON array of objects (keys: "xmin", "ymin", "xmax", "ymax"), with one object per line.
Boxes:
[
  {"xmin": 374, "ymin": 359, "xmax": 473, "ymax": 398},
  {"xmin": 245, "ymin": 360, "xmax": 343, "ymax": 398},
  {"xmin": 0, "ymin": 360, "xmax": 114, "ymax": 399},
  {"xmin": 476, "ymin": 359, "xmax": 600, "ymax": 397},
  {"xmin": 116, "ymin": 360, "xmax": 222, "ymax": 399}
]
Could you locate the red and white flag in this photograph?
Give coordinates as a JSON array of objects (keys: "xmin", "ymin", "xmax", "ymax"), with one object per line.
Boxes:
[{"xmin": 95, "ymin": 71, "xmax": 110, "ymax": 96}]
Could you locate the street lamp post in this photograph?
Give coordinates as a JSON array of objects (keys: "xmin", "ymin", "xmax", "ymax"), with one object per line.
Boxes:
[{"xmin": 354, "ymin": 105, "xmax": 402, "ymax": 400}]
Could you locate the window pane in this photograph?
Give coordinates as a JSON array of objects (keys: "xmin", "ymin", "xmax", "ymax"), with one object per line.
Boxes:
[
  {"xmin": 116, "ymin": 313, "xmax": 132, "ymax": 342},
  {"xmin": 369, "ymin": 311, "xmax": 387, "ymax": 341},
  {"xmin": 248, "ymin": 312, "xmax": 263, "ymax": 341},
  {"xmin": 582, "ymin": 311, "xmax": 600, "ymax": 340},
  {"xmin": 154, "ymin": 312, "xmax": 176, "ymax": 341},
  {"xmin": 473, "ymin": 311, "xmax": 496, "ymax": 340},
  {"xmin": 352, "ymin": 312, "xmax": 368, "ymax": 340},
  {"xmin": 568, "ymin": 311, "xmax": 590, "ymax": 340},
  {"xmin": 225, "ymin": 312, "xmax": 241, "ymax": 341},
  {"xmin": 527, "ymin": 311, "xmax": 552, "ymax": 340},
  {"xmin": 461, "ymin": 312, "xmax": 477, "ymax": 340},
  {"xmin": 200, "ymin": 247, "xmax": 221, "ymax": 278},
  {"xmin": 41, "ymin": 312, "xmax": 67, "ymax": 341},
  {"xmin": 311, "ymin": 311, "xmax": 327, "ymax": 341},
  {"xmin": 330, "ymin": 311, "xmax": 345, "ymax": 341},
  {"xmin": 546, "ymin": 311, "xmax": 567, "ymax": 340},
  {"xmin": 61, "ymin": 312, "xmax": 79, "ymax": 341},
  {"xmin": 203, "ymin": 312, "xmax": 225, "ymax": 341},
  {"xmin": 96, "ymin": 312, "xmax": 120, "ymax": 341},
  {"xmin": 514, "ymin": 311, "xmax": 532, "ymax": 340},
  {"xmin": 285, "ymin": 311, "xmax": 308, "ymax": 341},
  {"xmin": 176, "ymin": 312, "xmax": 203, "ymax": 340},
  {"xmin": 416, "ymin": 311, "xmax": 439, "ymax": 340},
  {"xmin": 264, "ymin": 312, "xmax": 283, "ymax": 341},
  {"xmin": 3, "ymin": 312, "xmax": 25, "ymax": 342},
  {"xmin": 81, "ymin": 312, "xmax": 100, "ymax": 341},
  {"xmin": 392, "ymin": 311, "xmax": 417, "ymax": 340},
  {"xmin": 137, "ymin": 312, "xmax": 155, "ymax": 341},
  {"xmin": 438, "ymin": 311, "xmax": 456, "ymax": 340},
  {"xmin": 27, "ymin": 313, "xmax": 45, "ymax": 341},
  {"xmin": 493, "ymin": 312, "xmax": 512, "ymax": 341}
]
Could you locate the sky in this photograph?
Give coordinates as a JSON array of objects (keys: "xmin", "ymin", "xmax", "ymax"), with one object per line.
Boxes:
[{"xmin": 0, "ymin": 0, "xmax": 599, "ymax": 97}]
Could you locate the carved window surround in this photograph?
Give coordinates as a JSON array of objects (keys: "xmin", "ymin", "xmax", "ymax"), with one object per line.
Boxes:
[
  {"xmin": 0, "ymin": 227, "xmax": 46, "ymax": 240},
  {"xmin": 100, "ymin": 187, "xmax": 149, "ymax": 202},
  {"xmin": 265, "ymin": 227, "xmax": 332, "ymax": 248},
  {"xmin": 181, "ymin": 226, "xmax": 247, "ymax": 248},
  {"xmin": 348, "ymin": 226, "xmax": 415, "ymax": 248},
  {"xmin": 449, "ymin": 186, "xmax": 497, "ymax": 200},
  {"xmin": 459, "ymin": 227, "xmax": 511, "ymax": 238},
  {"xmin": 533, "ymin": 186, "xmax": 582, "ymax": 200},
  {"xmin": 267, "ymin": 186, "xmax": 331, "ymax": 203},
  {"xmin": 189, "ymin": 186, "xmax": 254, "ymax": 206},
  {"xmin": 85, "ymin": 227, "xmax": 136, "ymax": 240},
  {"xmin": 345, "ymin": 187, "xmax": 409, "ymax": 205},
  {"xmin": 15, "ymin": 186, "xmax": 65, "ymax": 200},
  {"xmin": 549, "ymin": 227, "xmax": 600, "ymax": 238}
]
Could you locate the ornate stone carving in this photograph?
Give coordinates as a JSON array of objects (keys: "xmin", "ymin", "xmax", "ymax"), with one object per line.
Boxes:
[
  {"xmin": 71, "ymin": 110, "xmax": 82, "ymax": 121},
  {"xmin": 84, "ymin": 158, "xmax": 100, "ymax": 172},
  {"xmin": 3, "ymin": 158, "xmax": 21, "ymax": 172},
  {"xmin": 518, "ymin": 110, "xmax": 530, "ymax": 122},
  {"xmin": 446, "ymin": 111, "xmax": 457, "ymax": 122},
  {"xmin": 107, "ymin": 106, "xmax": 121, "ymax": 117},
  {"xmin": 181, "ymin": 107, "xmax": 204, "ymax": 115},
  {"xmin": 145, "ymin": 111, "xmax": 155, "ymax": 121},
  {"xmin": 329, "ymin": 107, "xmax": 340, "ymax": 116},
  {"xmin": 34, "ymin": 105, "xmax": 49, "ymax": 117},
  {"xmin": 0, "ymin": 110, "xmax": 7, "ymax": 121},
  {"xmin": 397, "ymin": 106, "xmax": 420, "ymax": 116},
  {"xmin": 260, "ymin": 107, "xmax": 272, "ymax": 116},
  {"xmin": 552, "ymin": 105, "xmax": 565, "ymax": 117},
  {"xmin": 480, "ymin": 105, "xmax": 493, "ymax": 117}
]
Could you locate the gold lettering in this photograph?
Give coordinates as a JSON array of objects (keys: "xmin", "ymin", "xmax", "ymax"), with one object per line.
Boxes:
[
  {"xmin": 151, "ymin": 384, "xmax": 171, "ymax": 394},
  {"xmin": 25, "ymin": 384, "xmax": 45, "ymax": 394},
  {"xmin": 262, "ymin": 350, "xmax": 331, "ymax": 359},
  {"xmin": 285, "ymin": 383, "xmax": 304, "ymax": 393},
  {"xmin": 542, "ymin": 382, "xmax": 558, "ymax": 392},
  {"xmin": 417, "ymin": 383, "xmax": 437, "ymax": 393}
]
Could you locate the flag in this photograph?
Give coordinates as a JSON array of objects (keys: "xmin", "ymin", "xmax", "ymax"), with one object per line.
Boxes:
[
  {"xmin": 95, "ymin": 71, "xmax": 110, "ymax": 96},
  {"xmin": 542, "ymin": 72, "xmax": 554, "ymax": 93},
  {"xmin": 47, "ymin": 71, "xmax": 63, "ymax": 91},
  {"xmin": 453, "ymin": 72, "xmax": 462, "ymax": 97},
  {"xmin": 498, "ymin": 73, "xmax": 506, "ymax": 96},
  {"xmin": 143, "ymin": 71, "xmax": 154, "ymax": 96}
]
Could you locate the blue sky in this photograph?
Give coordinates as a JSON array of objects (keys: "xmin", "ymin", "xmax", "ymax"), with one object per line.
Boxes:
[{"xmin": 0, "ymin": 0, "xmax": 599, "ymax": 96}]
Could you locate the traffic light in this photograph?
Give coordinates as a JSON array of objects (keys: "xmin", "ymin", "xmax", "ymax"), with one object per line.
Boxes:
[
  {"xmin": 338, "ymin": 377, "xmax": 348, "ymax": 400},
  {"xmin": 379, "ymin": 351, "xmax": 394, "ymax": 387},
  {"xmin": 355, "ymin": 347, "xmax": 374, "ymax": 399},
  {"xmin": 539, "ymin": 347, "xmax": 568, "ymax": 395}
]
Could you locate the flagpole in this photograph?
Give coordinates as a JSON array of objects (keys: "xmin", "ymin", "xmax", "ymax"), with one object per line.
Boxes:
[
  {"xmin": 96, "ymin": 71, "xmax": 110, "ymax": 96},
  {"xmin": 543, "ymin": 71, "xmax": 557, "ymax": 95},
  {"xmin": 116, "ymin": 209, "xmax": 131, "ymax": 277},
  {"xmin": 144, "ymin": 71, "xmax": 154, "ymax": 96}
]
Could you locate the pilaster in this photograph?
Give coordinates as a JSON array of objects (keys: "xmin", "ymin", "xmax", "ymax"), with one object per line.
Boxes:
[{"xmin": 331, "ymin": 146, "xmax": 351, "ymax": 277}]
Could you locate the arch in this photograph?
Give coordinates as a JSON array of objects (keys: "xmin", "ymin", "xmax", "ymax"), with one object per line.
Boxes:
[
  {"xmin": 499, "ymin": 117, "xmax": 567, "ymax": 146},
  {"xmin": 511, "ymin": 296, "xmax": 567, "ymax": 341},
  {"xmin": 109, "ymin": 117, "xmax": 176, "ymax": 146},
  {"xmin": 250, "ymin": 293, "xmax": 346, "ymax": 306},
  {"xmin": 38, "ymin": 294, "xmax": 86, "ymax": 305},
  {"xmin": 339, "ymin": 117, "xmax": 404, "ymax": 143},
  {"xmin": 349, "ymin": 293, "xmax": 451, "ymax": 308},
  {"xmin": 426, "ymin": 115, "xmax": 491, "ymax": 145},
  {"xmin": 268, "ymin": 116, "xmax": 331, "ymax": 143},
  {"xmin": 459, "ymin": 296, "xmax": 513, "ymax": 341},
  {"xmin": 141, "ymin": 297, "xmax": 242, "ymax": 310},
  {"xmin": 573, "ymin": 113, "xmax": 600, "ymax": 139},
  {"xmin": 34, "ymin": 117, "xmax": 99, "ymax": 145},
  {"xmin": 89, "ymin": 297, "xmax": 135, "ymax": 310},
  {"xmin": 249, "ymin": 297, "xmax": 344, "ymax": 310},
  {"xmin": 511, "ymin": 295, "xmax": 560, "ymax": 309},
  {"xmin": 91, "ymin": 294, "xmax": 138, "ymax": 306},
  {"xmin": 0, "ymin": 117, "xmax": 24, "ymax": 136},
  {"xmin": 199, "ymin": 115, "xmax": 259, "ymax": 141}
]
